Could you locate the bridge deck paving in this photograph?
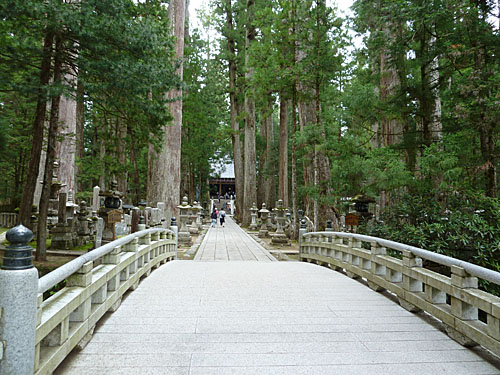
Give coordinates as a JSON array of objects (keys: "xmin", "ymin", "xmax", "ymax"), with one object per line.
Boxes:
[
  {"xmin": 55, "ymin": 227, "xmax": 500, "ymax": 375},
  {"xmin": 194, "ymin": 216, "xmax": 276, "ymax": 262}
]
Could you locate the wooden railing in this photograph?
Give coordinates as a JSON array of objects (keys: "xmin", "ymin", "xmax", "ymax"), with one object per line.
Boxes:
[
  {"xmin": 300, "ymin": 231, "xmax": 500, "ymax": 358},
  {"xmin": 34, "ymin": 228, "xmax": 177, "ymax": 374}
]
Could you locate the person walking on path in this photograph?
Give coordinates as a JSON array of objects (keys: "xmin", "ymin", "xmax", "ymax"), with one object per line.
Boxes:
[
  {"xmin": 210, "ymin": 210, "xmax": 217, "ymax": 228},
  {"xmin": 219, "ymin": 208, "xmax": 226, "ymax": 227}
]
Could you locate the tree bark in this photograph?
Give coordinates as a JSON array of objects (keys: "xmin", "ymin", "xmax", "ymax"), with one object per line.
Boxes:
[
  {"xmin": 19, "ymin": 30, "xmax": 54, "ymax": 226},
  {"xmin": 279, "ymin": 93, "xmax": 289, "ymax": 207},
  {"xmin": 116, "ymin": 118, "xmax": 128, "ymax": 196},
  {"xmin": 148, "ymin": 0, "xmax": 186, "ymax": 220},
  {"xmin": 37, "ymin": 34, "xmax": 63, "ymax": 262},
  {"xmin": 225, "ymin": 0, "xmax": 244, "ymax": 220},
  {"xmin": 56, "ymin": 64, "xmax": 78, "ymax": 195},
  {"xmin": 262, "ymin": 96, "xmax": 275, "ymax": 208},
  {"xmin": 242, "ymin": 0, "xmax": 257, "ymax": 226},
  {"xmin": 75, "ymin": 77, "xmax": 85, "ymax": 194},
  {"xmin": 291, "ymin": 86, "xmax": 298, "ymax": 238}
]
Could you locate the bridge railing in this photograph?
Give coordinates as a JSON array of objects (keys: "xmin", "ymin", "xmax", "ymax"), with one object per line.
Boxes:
[
  {"xmin": 0, "ymin": 226, "xmax": 177, "ymax": 375},
  {"xmin": 300, "ymin": 231, "xmax": 500, "ymax": 358}
]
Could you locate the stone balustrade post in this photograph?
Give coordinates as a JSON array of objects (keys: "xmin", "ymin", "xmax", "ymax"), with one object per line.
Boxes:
[
  {"xmin": 0, "ymin": 225, "xmax": 39, "ymax": 375},
  {"xmin": 170, "ymin": 216, "xmax": 178, "ymax": 250},
  {"xmin": 399, "ymin": 250, "xmax": 423, "ymax": 312},
  {"xmin": 367, "ymin": 242, "xmax": 386, "ymax": 292},
  {"xmin": 451, "ymin": 265, "xmax": 478, "ymax": 320},
  {"xmin": 443, "ymin": 265, "xmax": 479, "ymax": 347},
  {"xmin": 66, "ymin": 262, "xmax": 93, "ymax": 323},
  {"xmin": 298, "ymin": 219, "xmax": 307, "ymax": 260},
  {"xmin": 138, "ymin": 216, "xmax": 146, "ymax": 231}
]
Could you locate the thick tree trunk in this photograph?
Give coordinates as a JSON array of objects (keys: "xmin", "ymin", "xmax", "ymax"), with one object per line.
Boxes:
[
  {"xmin": 429, "ymin": 35, "xmax": 442, "ymax": 146},
  {"xmin": 242, "ymin": 0, "xmax": 257, "ymax": 226},
  {"xmin": 75, "ymin": 78, "xmax": 85, "ymax": 194},
  {"xmin": 116, "ymin": 118, "xmax": 128, "ymax": 196},
  {"xmin": 19, "ymin": 30, "xmax": 53, "ymax": 226},
  {"xmin": 99, "ymin": 134, "xmax": 106, "ymax": 191},
  {"xmin": 148, "ymin": 0, "xmax": 185, "ymax": 220},
  {"xmin": 262, "ymin": 96, "xmax": 275, "ymax": 208},
  {"xmin": 291, "ymin": 87, "xmax": 298, "ymax": 238},
  {"xmin": 56, "ymin": 65, "xmax": 78, "ymax": 195},
  {"xmin": 128, "ymin": 128, "xmax": 141, "ymax": 205},
  {"xmin": 279, "ymin": 94, "xmax": 289, "ymax": 208},
  {"xmin": 37, "ymin": 35, "xmax": 63, "ymax": 262},
  {"xmin": 225, "ymin": 0, "xmax": 244, "ymax": 220}
]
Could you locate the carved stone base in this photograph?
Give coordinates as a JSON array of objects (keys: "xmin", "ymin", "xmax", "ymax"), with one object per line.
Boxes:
[
  {"xmin": 258, "ymin": 229, "xmax": 269, "ymax": 238},
  {"xmin": 76, "ymin": 325, "xmax": 95, "ymax": 350},
  {"xmin": 398, "ymin": 297, "xmax": 422, "ymax": 313},
  {"xmin": 271, "ymin": 233, "xmax": 289, "ymax": 245},
  {"xmin": 346, "ymin": 271, "xmax": 360, "ymax": 279},
  {"xmin": 130, "ymin": 280, "xmax": 140, "ymax": 291},
  {"xmin": 50, "ymin": 224, "xmax": 74, "ymax": 250},
  {"xmin": 178, "ymin": 231, "xmax": 192, "ymax": 245},
  {"xmin": 444, "ymin": 324, "xmax": 478, "ymax": 347},
  {"xmin": 108, "ymin": 297, "xmax": 122, "ymax": 313},
  {"xmin": 367, "ymin": 280, "xmax": 385, "ymax": 292}
]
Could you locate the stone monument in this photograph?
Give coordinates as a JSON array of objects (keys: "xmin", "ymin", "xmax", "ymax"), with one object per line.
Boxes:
[
  {"xmin": 258, "ymin": 203, "xmax": 270, "ymax": 238},
  {"xmin": 47, "ymin": 162, "xmax": 64, "ymax": 228},
  {"xmin": 75, "ymin": 200, "xmax": 91, "ymax": 246},
  {"xmin": 177, "ymin": 196, "xmax": 192, "ymax": 245},
  {"xmin": 98, "ymin": 180, "xmax": 123, "ymax": 245},
  {"xmin": 249, "ymin": 203, "xmax": 258, "ymax": 231},
  {"xmin": 50, "ymin": 192, "xmax": 74, "ymax": 249},
  {"xmin": 271, "ymin": 199, "xmax": 289, "ymax": 245},
  {"xmin": 189, "ymin": 201, "xmax": 201, "ymax": 234}
]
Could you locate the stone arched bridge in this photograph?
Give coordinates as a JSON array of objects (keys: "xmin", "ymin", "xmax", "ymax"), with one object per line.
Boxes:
[{"xmin": 1, "ymin": 216, "xmax": 499, "ymax": 374}]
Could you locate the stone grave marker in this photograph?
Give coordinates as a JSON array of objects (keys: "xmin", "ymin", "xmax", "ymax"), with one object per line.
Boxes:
[
  {"xmin": 95, "ymin": 217, "xmax": 104, "ymax": 248},
  {"xmin": 92, "ymin": 186, "xmax": 100, "ymax": 211},
  {"xmin": 115, "ymin": 222, "xmax": 128, "ymax": 236},
  {"xmin": 131, "ymin": 208, "xmax": 140, "ymax": 233}
]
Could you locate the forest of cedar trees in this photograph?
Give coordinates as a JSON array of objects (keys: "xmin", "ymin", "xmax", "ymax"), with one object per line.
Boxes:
[{"xmin": 0, "ymin": 0, "xmax": 499, "ymax": 278}]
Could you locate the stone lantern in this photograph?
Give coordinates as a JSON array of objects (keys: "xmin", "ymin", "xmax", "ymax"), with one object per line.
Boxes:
[
  {"xmin": 258, "ymin": 203, "xmax": 270, "ymax": 238},
  {"xmin": 177, "ymin": 196, "xmax": 192, "ymax": 245},
  {"xmin": 47, "ymin": 162, "xmax": 65, "ymax": 228},
  {"xmin": 193, "ymin": 201, "xmax": 203, "ymax": 230},
  {"xmin": 66, "ymin": 191, "xmax": 78, "ymax": 222},
  {"xmin": 271, "ymin": 199, "xmax": 289, "ymax": 245},
  {"xmin": 249, "ymin": 203, "xmax": 258, "ymax": 231},
  {"xmin": 189, "ymin": 201, "xmax": 200, "ymax": 235},
  {"xmin": 98, "ymin": 180, "xmax": 123, "ymax": 245},
  {"xmin": 76, "ymin": 200, "xmax": 90, "ymax": 246}
]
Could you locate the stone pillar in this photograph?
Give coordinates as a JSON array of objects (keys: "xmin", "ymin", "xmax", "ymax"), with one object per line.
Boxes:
[
  {"xmin": 95, "ymin": 217, "xmax": 104, "ymax": 248},
  {"xmin": 131, "ymin": 207, "xmax": 140, "ymax": 233},
  {"xmin": 92, "ymin": 186, "xmax": 100, "ymax": 212},
  {"xmin": 298, "ymin": 219, "xmax": 307, "ymax": 260},
  {"xmin": 170, "ymin": 216, "xmax": 178, "ymax": 249},
  {"xmin": 398, "ymin": 250, "xmax": 423, "ymax": 313},
  {"xmin": 0, "ymin": 225, "xmax": 38, "ymax": 375}
]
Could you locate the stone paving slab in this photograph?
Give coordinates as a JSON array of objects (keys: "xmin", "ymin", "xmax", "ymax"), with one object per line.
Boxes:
[
  {"xmin": 55, "ymin": 261, "xmax": 500, "ymax": 374},
  {"xmin": 194, "ymin": 216, "xmax": 275, "ymax": 262}
]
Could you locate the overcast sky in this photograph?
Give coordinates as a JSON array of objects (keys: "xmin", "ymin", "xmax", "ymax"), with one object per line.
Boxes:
[{"xmin": 189, "ymin": 0, "xmax": 355, "ymax": 30}]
